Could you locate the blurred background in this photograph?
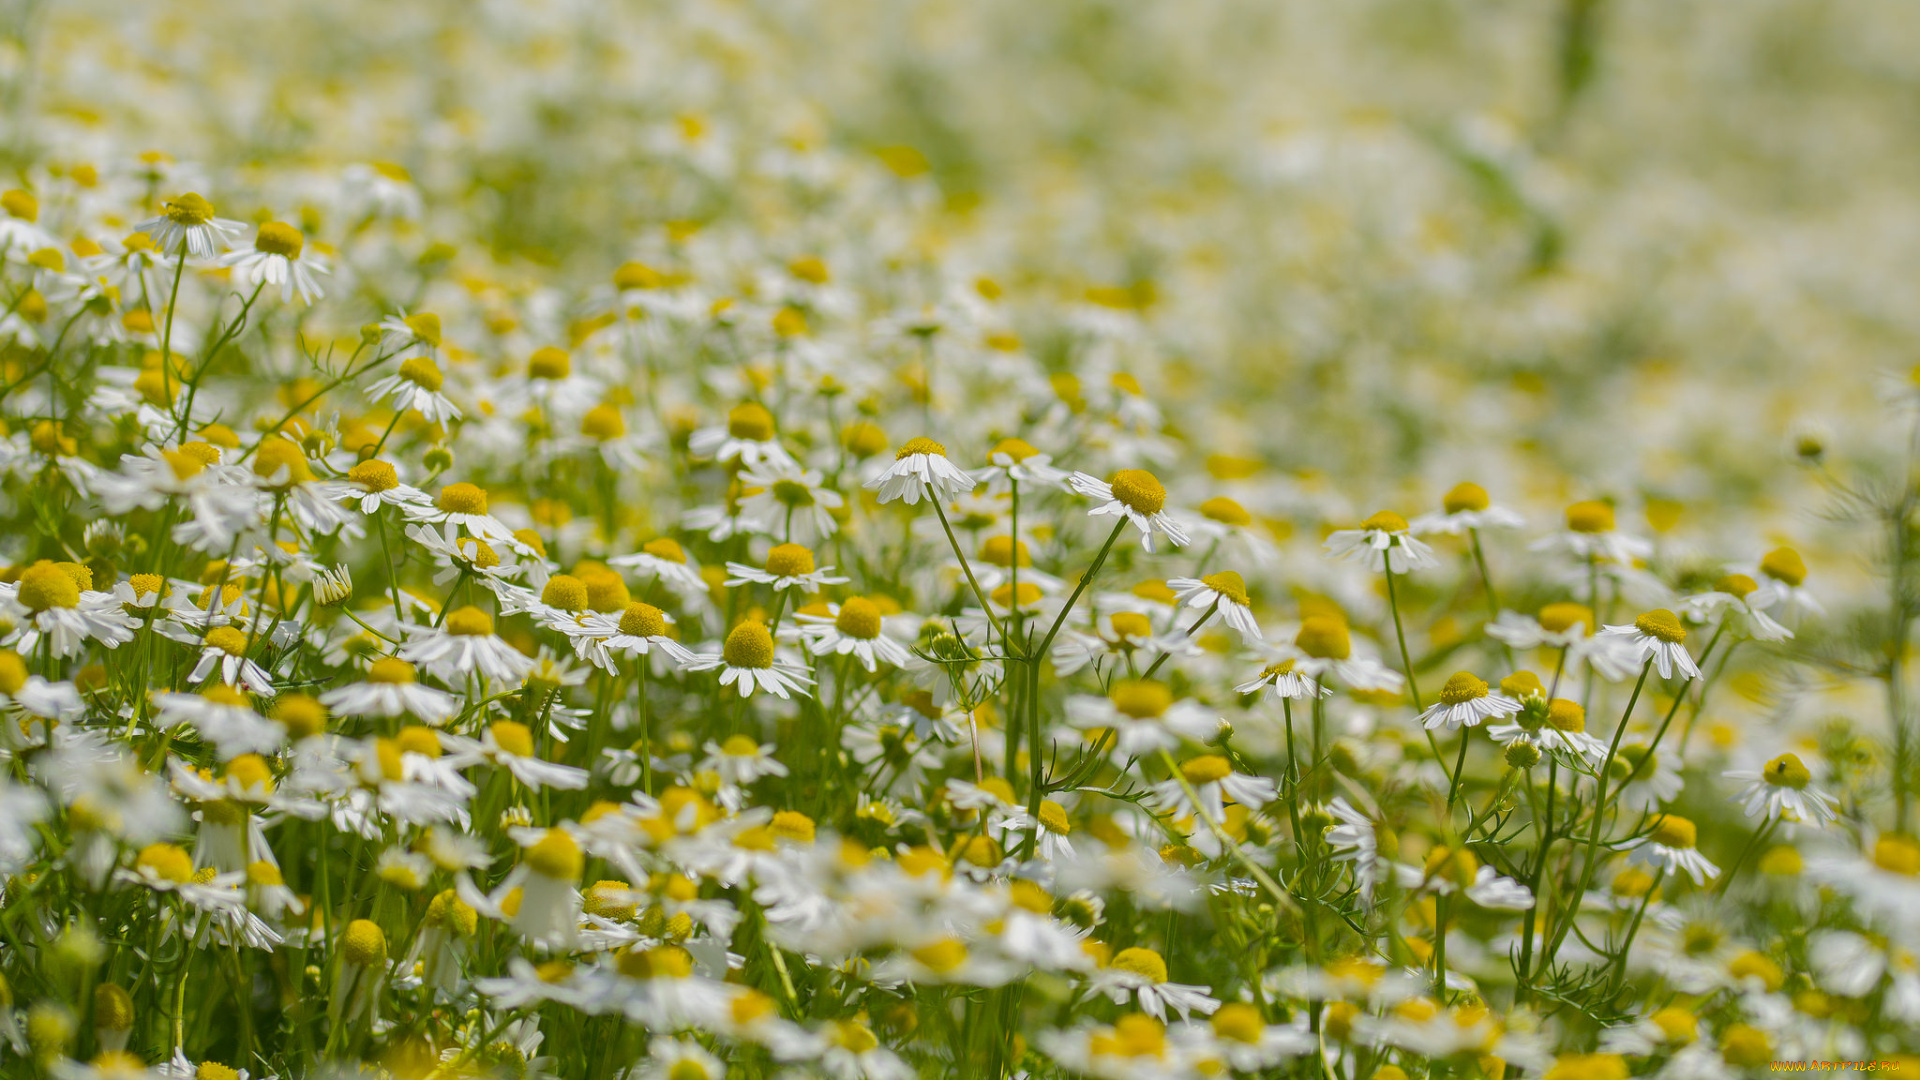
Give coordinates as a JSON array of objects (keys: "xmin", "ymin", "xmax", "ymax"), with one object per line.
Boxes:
[{"xmin": 5, "ymin": 0, "xmax": 1915, "ymax": 559}]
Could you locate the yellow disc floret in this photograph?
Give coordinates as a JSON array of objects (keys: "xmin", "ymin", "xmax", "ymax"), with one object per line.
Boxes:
[
  {"xmin": 1108, "ymin": 469, "xmax": 1167, "ymax": 516},
  {"xmin": 1633, "ymin": 609, "xmax": 1686, "ymax": 644},
  {"xmin": 525, "ymin": 831, "xmax": 584, "ymax": 881},
  {"xmin": 723, "ymin": 621, "xmax": 776, "ymax": 669},
  {"xmin": 1437, "ymin": 671, "xmax": 1488, "ymax": 705}
]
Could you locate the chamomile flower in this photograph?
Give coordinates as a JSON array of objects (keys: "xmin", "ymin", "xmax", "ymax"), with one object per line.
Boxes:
[
  {"xmin": 0, "ymin": 562, "xmax": 139, "ymax": 658},
  {"xmin": 319, "ymin": 657, "xmax": 458, "ymax": 725},
  {"xmin": 1599, "ymin": 609, "xmax": 1700, "ymax": 680},
  {"xmin": 1486, "ymin": 603, "xmax": 1641, "ymax": 681},
  {"xmin": 1488, "ymin": 697, "xmax": 1608, "ymax": 763},
  {"xmin": 1723, "ymin": 752, "xmax": 1839, "ymax": 826},
  {"xmin": 1166, "ymin": 571, "xmax": 1261, "ymax": 642},
  {"xmin": 377, "ymin": 311, "xmax": 444, "ymax": 358},
  {"xmin": 1065, "ymin": 679, "xmax": 1221, "ymax": 755},
  {"xmin": 366, "ymin": 355, "xmax": 462, "ymax": 424},
  {"xmin": 1625, "ymin": 814, "xmax": 1720, "ymax": 885},
  {"xmin": 1749, "ymin": 546, "xmax": 1822, "ymax": 618},
  {"xmin": 970, "ymin": 437, "xmax": 1067, "ymax": 493},
  {"xmin": 1323, "ymin": 510, "xmax": 1439, "ymax": 573},
  {"xmin": 685, "ymin": 621, "xmax": 815, "ymax": 699},
  {"xmin": 1284, "ymin": 616, "xmax": 1404, "ymax": 692},
  {"xmin": 687, "ymin": 401, "xmax": 794, "ymax": 469},
  {"xmin": 1681, "ymin": 574, "xmax": 1791, "ymax": 642},
  {"xmin": 865, "ymin": 437, "xmax": 977, "ymax": 505},
  {"xmin": 1531, "ymin": 500, "xmax": 1652, "ymax": 566},
  {"xmin": 220, "ymin": 221, "xmax": 328, "ymax": 303},
  {"xmin": 1069, "ymin": 468, "xmax": 1191, "ymax": 552},
  {"xmin": 400, "ymin": 606, "xmax": 537, "ymax": 685},
  {"xmin": 134, "ymin": 192, "xmax": 243, "ymax": 260},
  {"xmin": 1234, "ymin": 657, "xmax": 1332, "ymax": 701},
  {"xmin": 794, "ymin": 596, "xmax": 914, "ymax": 671},
  {"xmin": 1410, "ymin": 482, "xmax": 1526, "ymax": 536},
  {"xmin": 1417, "ymin": 671, "xmax": 1521, "ymax": 731},
  {"xmin": 725, "ymin": 542, "xmax": 849, "ymax": 593},
  {"xmin": 186, "ymin": 626, "xmax": 276, "ymax": 692},
  {"xmin": 342, "ymin": 458, "xmax": 433, "ymax": 513},
  {"xmin": 443, "ymin": 722, "xmax": 589, "ymax": 791},
  {"xmin": 153, "ymin": 686, "xmax": 285, "ymax": 760},
  {"xmin": 738, "ymin": 462, "xmax": 843, "ymax": 542},
  {"xmin": 562, "ymin": 601, "xmax": 699, "ymax": 674},
  {"xmin": 1151, "ymin": 754, "xmax": 1277, "ymax": 825},
  {"xmin": 1093, "ymin": 947, "xmax": 1220, "ymax": 1020}
]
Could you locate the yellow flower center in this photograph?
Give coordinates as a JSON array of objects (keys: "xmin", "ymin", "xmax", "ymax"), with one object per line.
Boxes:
[
  {"xmin": 764, "ymin": 543, "xmax": 815, "ymax": 578},
  {"xmin": 398, "ymin": 356, "xmax": 444, "ymax": 392},
  {"xmin": 1108, "ymin": 469, "xmax": 1167, "ymax": 515},
  {"xmin": 202, "ymin": 685, "xmax": 250, "ymax": 708},
  {"xmin": 1437, "ymin": 671, "xmax": 1488, "ymax": 705},
  {"xmin": 16, "ymin": 563, "xmax": 79, "ymax": 610},
  {"xmin": 580, "ymin": 570, "xmax": 630, "ymax": 612},
  {"xmin": 252, "ymin": 439, "xmax": 312, "ymax": 486},
  {"xmin": 1632, "ymin": 609, "xmax": 1686, "ymax": 644},
  {"xmin": 1038, "ymin": 801, "xmax": 1071, "ymax": 835},
  {"xmin": 643, "ymin": 537, "xmax": 687, "ymax": 564},
  {"xmin": 226, "ymin": 754, "xmax": 274, "ymax": 792},
  {"xmin": 1651, "ymin": 814, "xmax": 1697, "ymax": 849},
  {"xmin": 772, "ymin": 810, "xmax": 815, "ymax": 843},
  {"xmin": 1763, "ymin": 752, "xmax": 1811, "ymax": 789},
  {"xmin": 727, "ymin": 402, "xmax": 775, "ymax": 441},
  {"xmin": 1760, "ymin": 546, "xmax": 1807, "ymax": 586},
  {"xmin": 1110, "ymin": 946, "xmax": 1168, "ymax": 984},
  {"xmin": 0, "ymin": 190, "xmax": 35, "ymax": 222},
  {"xmin": 1500, "ymin": 671, "xmax": 1543, "ymax": 699},
  {"xmin": 582, "ymin": 403, "xmax": 626, "ymax": 441},
  {"xmin": 1424, "ymin": 845, "xmax": 1479, "ymax": 887},
  {"xmin": 1211, "ymin": 1002, "xmax": 1265, "ymax": 1044},
  {"xmin": 1295, "ymin": 615, "xmax": 1351, "ymax": 660},
  {"xmin": 1565, "ymin": 500, "xmax": 1616, "ymax": 533},
  {"xmin": 835, "ymin": 597, "xmax": 883, "ymax": 640},
  {"xmin": 1719, "ymin": 1024, "xmax": 1771, "ymax": 1068},
  {"xmin": 541, "ymin": 574, "xmax": 588, "ymax": 612},
  {"xmin": 1094, "ymin": 1014, "xmax": 1166, "ymax": 1060},
  {"xmin": 912, "ymin": 938, "xmax": 969, "ymax": 973},
  {"xmin": 1200, "ymin": 570, "xmax": 1250, "ymax": 606},
  {"xmin": 977, "ymin": 535, "xmax": 1029, "ymax": 568},
  {"xmin": 403, "ymin": 313, "xmax": 442, "ymax": 346},
  {"xmin": 1715, "ymin": 573, "xmax": 1759, "ymax": 599},
  {"xmin": 528, "ymin": 346, "xmax": 571, "ymax": 380},
  {"xmin": 162, "ymin": 192, "xmax": 215, "ymax": 226},
  {"xmin": 437, "ymin": 482, "xmax": 488, "ymax": 515},
  {"xmin": 396, "ymin": 726, "xmax": 441, "ymax": 758},
  {"xmin": 348, "ymin": 459, "xmax": 398, "ymax": 492},
  {"xmin": 0, "ymin": 652, "xmax": 25, "ymax": 694},
  {"xmin": 619, "ymin": 602, "xmax": 668, "ymax": 638},
  {"xmin": 1548, "ymin": 699, "xmax": 1585, "ymax": 733},
  {"xmin": 991, "ymin": 437, "xmax": 1039, "ymax": 462},
  {"xmin": 1361, "ymin": 510, "xmax": 1408, "ymax": 533},
  {"xmin": 136, "ymin": 843, "xmax": 193, "ymax": 884},
  {"xmin": 1180, "ymin": 754, "xmax": 1233, "ymax": 785},
  {"xmin": 723, "ymin": 622, "xmax": 776, "ymax": 669},
  {"xmin": 1650, "ymin": 1006, "xmax": 1696, "ymax": 1045},
  {"xmin": 991, "ymin": 581, "xmax": 1044, "ymax": 609},
  {"xmin": 204, "ymin": 626, "xmax": 248, "ymax": 656},
  {"xmin": 896, "ymin": 436, "xmax": 946, "ymax": 460},
  {"xmin": 367, "ymin": 657, "xmax": 416, "ymax": 684},
  {"xmin": 1873, "ymin": 836, "xmax": 1920, "ymax": 875},
  {"xmin": 341, "ymin": 918, "xmax": 387, "ymax": 967},
  {"xmin": 525, "ymin": 830, "xmax": 583, "ymax": 881},
  {"xmin": 488, "ymin": 720, "xmax": 534, "ymax": 758},
  {"xmin": 1199, "ymin": 496, "xmax": 1252, "ymax": 527},
  {"xmin": 1537, "ymin": 602, "xmax": 1594, "ymax": 634},
  {"xmin": 458, "ymin": 538, "xmax": 500, "ymax": 569},
  {"xmin": 444, "ymin": 606, "xmax": 494, "ymax": 637},
  {"xmin": 1443, "ymin": 482, "xmax": 1490, "ymax": 514},
  {"xmin": 1109, "ymin": 679, "xmax": 1172, "ymax": 719},
  {"xmin": 253, "ymin": 222, "xmax": 303, "ymax": 258},
  {"xmin": 829, "ymin": 1020, "xmax": 878, "ymax": 1054},
  {"xmin": 1110, "ymin": 612, "xmax": 1152, "ymax": 640}
]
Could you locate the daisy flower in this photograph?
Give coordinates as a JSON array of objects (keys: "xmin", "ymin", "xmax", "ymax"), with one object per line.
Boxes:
[
  {"xmin": 794, "ymin": 596, "xmax": 914, "ymax": 672},
  {"xmin": 1723, "ymin": 752, "xmax": 1839, "ymax": 826},
  {"xmin": 220, "ymin": 221, "xmax": 328, "ymax": 303},
  {"xmin": 1599, "ymin": 609, "xmax": 1699, "ymax": 680},
  {"xmin": 377, "ymin": 311, "xmax": 443, "ymax": 358},
  {"xmin": 342, "ymin": 458, "xmax": 433, "ymax": 513},
  {"xmin": 1322, "ymin": 510, "xmax": 1438, "ymax": 574},
  {"xmin": 725, "ymin": 542, "xmax": 849, "ymax": 593},
  {"xmin": 153, "ymin": 686, "xmax": 285, "ymax": 760},
  {"xmin": 1166, "ymin": 571, "xmax": 1261, "ymax": 642},
  {"xmin": 404, "ymin": 482, "xmax": 522, "ymax": 549},
  {"xmin": 1488, "ymin": 697, "xmax": 1608, "ymax": 763},
  {"xmin": 700, "ymin": 735, "xmax": 790, "ymax": 785},
  {"xmin": 1093, "ymin": 946, "xmax": 1220, "ymax": 1020},
  {"xmin": 608, "ymin": 537, "xmax": 707, "ymax": 597},
  {"xmin": 400, "ymin": 606, "xmax": 537, "ymax": 685},
  {"xmin": 970, "ymin": 436, "xmax": 1067, "ymax": 494},
  {"xmin": 1068, "ymin": 468, "xmax": 1191, "ymax": 552},
  {"xmin": 0, "ymin": 562, "xmax": 138, "ymax": 658},
  {"xmin": 1064, "ymin": 679, "xmax": 1221, "ymax": 756},
  {"xmin": 1285, "ymin": 616, "xmax": 1404, "ymax": 692},
  {"xmin": 1614, "ymin": 741, "xmax": 1685, "ymax": 811},
  {"xmin": 561, "ymin": 601, "xmax": 699, "ymax": 674},
  {"xmin": 1530, "ymin": 500, "xmax": 1652, "ymax": 567},
  {"xmin": 1750, "ymin": 545, "xmax": 1822, "ymax": 618},
  {"xmin": 1680, "ymin": 574, "xmax": 1791, "ymax": 642},
  {"xmin": 687, "ymin": 401, "xmax": 794, "ymax": 469},
  {"xmin": 366, "ymin": 355, "xmax": 462, "ymax": 424},
  {"xmin": 1409, "ymin": 482, "xmax": 1526, "ymax": 536},
  {"xmin": 319, "ymin": 657, "xmax": 459, "ymax": 726},
  {"xmin": 1485, "ymin": 602, "xmax": 1641, "ymax": 682},
  {"xmin": 865, "ymin": 436, "xmax": 977, "ymax": 505},
  {"xmin": 134, "ymin": 192, "xmax": 244, "ymax": 260},
  {"xmin": 1416, "ymin": 671, "xmax": 1521, "ymax": 732},
  {"xmin": 1151, "ymin": 754, "xmax": 1277, "ymax": 826},
  {"xmin": 1234, "ymin": 657, "xmax": 1332, "ymax": 701},
  {"xmin": 685, "ymin": 621, "xmax": 815, "ymax": 699},
  {"xmin": 444, "ymin": 721, "xmax": 589, "ymax": 791},
  {"xmin": 1625, "ymin": 814, "xmax": 1720, "ymax": 885},
  {"xmin": 187, "ymin": 626, "xmax": 276, "ymax": 692},
  {"xmin": 738, "ymin": 462, "xmax": 843, "ymax": 542}
]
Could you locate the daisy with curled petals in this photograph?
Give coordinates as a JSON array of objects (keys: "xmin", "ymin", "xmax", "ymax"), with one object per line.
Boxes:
[
  {"xmin": 1724, "ymin": 752, "xmax": 1839, "ymax": 827},
  {"xmin": 1323, "ymin": 510, "xmax": 1438, "ymax": 574},
  {"xmin": 0, "ymin": 561, "xmax": 138, "ymax": 658},
  {"xmin": 687, "ymin": 401, "xmax": 795, "ymax": 469},
  {"xmin": 442, "ymin": 721, "xmax": 589, "ymax": 791},
  {"xmin": 1680, "ymin": 574, "xmax": 1791, "ymax": 642},
  {"xmin": 1069, "ymin": 468, "xmax": 1190, "ymax": 552},
  {"xmin": 187, "ymin": 626, "xmax": 277, "ymax": 692},
  {"xmin": 561, "ymin": 601, "xmax": 699, "ymax": 675},
  {"xmin": 738, "ymin": 461, "xmax": 843, "ymax": 542},
  {"xmin": 970, "ymin": 436, "xmax": 1067, "ymax": 495},
  {"xmin": 1416, "ymin": 671, "xmax": 1521, "ymax": 732},
  {"xmin": 135, "ymin": 192, "xmax": 244, "ymax": 260},
  {"xmin": 794, "ymin": 596, "xmax": 914, "ymax": 672},
  {"xmin": 377, "ymin": 311, "xmax": 443, "ymax": 359},
  {"xmin": 725, "ymin": 542, "xmax": 849, "ymax": 594},
  {"xmin": 365, "ymin": 355, "xmax": 462, "ymax": 424},
  {"xmin": 1167, "ymin": 571, "xmax": 1261, "ymax": 642},
  {"xmin": 319, "ymin": 657, "xmax": 458, "ymax": 726},
  {"xmin": 1409, "ymin": 481, "xmax": 1526, "ymax": 536},
  {"xmin": 1625, "ymin": 814, "xmax": 1720, "ymax": 885},
  {"xmin": 685, "ymin": 621, "xmax": 815, "ymax": 700},
  {"xmin": 865, "ymin": 436, "xmax": 978, "ymax": 506},
  {"xmin": 400, "ymin": 606, "xmax": 537, "ymax": 685},
  {"xmin": 1530, "ymin": 499, "xmax": 1652, "ymax": 567},
  {"xmin": 1065, "ymin": 679, "xmax": 1220, "ymax": 756},
  {"xmin": 609, "ymin": 537, "xmax": 707, "ymax": 597},
  {"xmin": 220, "ymin": 220, "xmax": 328, "ymax": 303},
  {"xmin": 341, "ymin": 458, "xmax": 433, "ymax": 514},
  {"xmin": 1599, "ymin": 609, "xmax": 1699, "ymax": 680}
]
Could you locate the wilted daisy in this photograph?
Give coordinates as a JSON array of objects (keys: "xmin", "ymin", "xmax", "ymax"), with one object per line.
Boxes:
[
  {"xmin": 1599, "ymin": 609, "xmax": 1699, "ymax": 680},
  {"xmin": 135, "ymin": 192, "xmax": 243, "ymax": 259},
  {"xmin": 1323, "ymin": 510, "xmax": 1438, "ymax": 574},
  {"xmin": 1410, "ymin": 482, "xmax": 1526, "ymax": 536},
  {"xmin": 1625, "ymin": 814, "xmax": 1720, "ymax": 885},
  {"xmin": 1068, "ymin": 468, "xmax": 1191, "ymax": 552},
  {"xmin": 1417, "ymin": 671, "xmax": 1521, "ymax": 732},
  {"xmin": 1166, "ymin": 571, "xmax": 1261, "ymax": 642},
  {"xmin": 725, "ymin": 543, "xmax": 849, "ymax": 593},
  {"xmin": 1723, "ymin": 752, "xmax": 1839, "ymax": 826},
  {"xmin": 685, "ymin": 621, "xmax": 815, "ymax": 699},
  {"xmin": 865, "ymin": 437, "xmax": 977, "ymax": 505},
  {"xmin": 220, "ymin": 221, "xmax": 328, "ymax": 303}
]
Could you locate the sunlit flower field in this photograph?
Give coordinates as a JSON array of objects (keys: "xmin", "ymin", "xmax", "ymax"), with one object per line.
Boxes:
[{"xmin": 0, "ymin": 0, "xmax": 1917, "ymax": 1076}]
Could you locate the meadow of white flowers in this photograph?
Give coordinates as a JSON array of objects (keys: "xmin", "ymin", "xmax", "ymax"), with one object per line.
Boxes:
[{"xmin": 0, "ymin": 1, "xmax": 1915, "ymax": 1077}]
